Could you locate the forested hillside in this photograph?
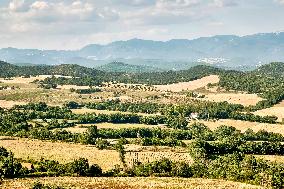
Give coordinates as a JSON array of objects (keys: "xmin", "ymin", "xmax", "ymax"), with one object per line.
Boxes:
[
  {"xmin": 219, "ymin": 62, "xmax": 284, "ymax": 109},
  {"xmin": 97, "ymin": 62, "xmax": 163, "ymax": 73},
  {"xmin": 253, "ymin": 62, "xmax": 284, "ymax": 77},
  {"xmin": 0, "ymin": 61, "xmax": 223, "ymax": 85}
]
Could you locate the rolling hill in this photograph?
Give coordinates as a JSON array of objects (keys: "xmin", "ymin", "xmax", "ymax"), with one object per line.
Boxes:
[{"xmin": 97, "ymin": 62, "xmax": 164, "ymax": 73}]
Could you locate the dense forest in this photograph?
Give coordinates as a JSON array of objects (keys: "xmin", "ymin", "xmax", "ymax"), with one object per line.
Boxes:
[
  {"xmin": 0, "ymin": 61, "xmax": 223, "ymax": 85},
  {"xmin": 219, "ymin": 62, "xmax": 284, "ymax": 109}
]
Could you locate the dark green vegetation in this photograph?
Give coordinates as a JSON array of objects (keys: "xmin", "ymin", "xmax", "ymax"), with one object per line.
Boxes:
[
  {"xmin": 133, "ymin": 154, "xmax": 284, "ymax": 188},
  {"xmin": 97, "ymin": 62, "xmax": 163, "ymax": 73},
  {"xmin": 0, "ymin": 60, "xmax": 222, "ymax": 85},
  {"xmin": 80, "ymin": 100, "xmax": 278, "ymax": 124},
  {"xmin": 38, "ymin": 64, "xmax": 222, "ymax": 86},
  {"xmin": 219, "ymin": 62, "xmax": 284, "ymax": 110}
]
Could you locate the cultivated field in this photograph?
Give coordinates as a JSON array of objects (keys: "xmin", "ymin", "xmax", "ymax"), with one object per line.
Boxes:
[
  {"xmin": 154, "ymin": 75, "xmax": 220, "ymax": 92},
  {"xmin": 202, "ymin": 93, "xmax": 263, "ymax": 106},
  {"xmin": 1, "ymin": 177, "xmax": 263, "ymax": 189},
  {"xmin": 254, "ymin": 106, "xmax": 284, "ymax": 122},
  {"xmin": 0, "ymin": 100, "xmax": 26, "ymax": 109},
  {"xmin": 0, "ymin": 137, "xmax": 119, "ymax": 171},
  {"xmin": 0, "ymin": 137, "xmax": 190, "ymax": 171},
  {"xmin": 0, "ymin": 75, "xmax": 50, "ymax": 84},
  {"xmin": 190, "ymin": 119, "xmax": 284, "ymax": 135}
]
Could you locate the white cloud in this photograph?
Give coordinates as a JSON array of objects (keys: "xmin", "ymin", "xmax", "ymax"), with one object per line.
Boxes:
[
  {"xmin": 9, "ymin": 0, "xmax": 26, "ymax": 12},
  {"xmin": 213, "ymin": 0, "xmax": 238, "ymax": 7},
  {"xmin": 30, "ymin": 1, "xmax": 49, "ymax": 10},
  {"xmin": 275, "ymin": 0, "xmax": 284, "ymax": 5},
  {"xmin": 1, "ymin": 0, "xmax": 282, "ymax": 50}
]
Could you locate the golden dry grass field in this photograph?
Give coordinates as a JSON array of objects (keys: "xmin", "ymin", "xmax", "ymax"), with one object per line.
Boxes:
[
  {"xmin": 0, "ymin": 137, "xmax": 191, "ymax": 171},
  {"xmin": 190, "ymin": 119, "xmax": 284, "ymax": 135},
  {"xmin": 0, "ymin": 177, "xmax": 263, "ymax": 189},
  {"xmin": 0, "ymin": 76, "xmax": 50, "ymax": 84},
  {"xmin": 256, "ymin": 155, "xmax": 284, "ymax": 163},
  {"xmin": 202, "ymin": 93, "xmax": 263, "ymax": 106},
  {"xmin": 154, "ymin": 75, "xmax": 220, "ymax": 92},
  {"xmin": 0, "ymin": 100, "xmax": 27, "ymax": 109},
  {"xmin": 254, "ymin": 102, "xmax": 284, "ymax": 122}
]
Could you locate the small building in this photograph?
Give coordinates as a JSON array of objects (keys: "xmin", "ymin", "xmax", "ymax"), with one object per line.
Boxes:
[{"xmin": 190, "ymin": 112, "xmax": 199, "ymax": 120}]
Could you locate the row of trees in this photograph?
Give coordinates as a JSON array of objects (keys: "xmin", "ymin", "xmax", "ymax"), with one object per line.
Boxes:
[
  {"xmin": 132, "ymin": 154, "xmax": 284, "ymax": 188},
  {"xmin": 66, "ymin": 100, "xmax": 278, "ymax": 124}
]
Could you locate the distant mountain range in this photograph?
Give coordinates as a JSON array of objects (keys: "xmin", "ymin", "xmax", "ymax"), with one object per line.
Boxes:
[{"xmin": 0, "ymin": 32, "xmax": 284, "ymax": 71}]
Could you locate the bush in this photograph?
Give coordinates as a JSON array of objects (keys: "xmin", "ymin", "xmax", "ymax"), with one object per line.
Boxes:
[
  {"xmin": 66, "ymin": 158, "xmax": 89, "ymax": 176},
  {"xmin": 96, "ymin": 139, "xmax": 110, "ymax": 150},
  {"xmin": 88, "ymin": 164, "xmax": 102, "ymax": 176}
]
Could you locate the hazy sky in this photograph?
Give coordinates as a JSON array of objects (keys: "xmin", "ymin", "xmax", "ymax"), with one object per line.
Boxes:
[{"xmin": 0, "ymin": 0, "xmax": 284, "ymax": 50}]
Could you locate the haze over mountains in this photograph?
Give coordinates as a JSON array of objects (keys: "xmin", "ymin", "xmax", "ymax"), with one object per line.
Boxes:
[{"xmin": 0, "ymin": 32, "xmax": 284, "ymax": 71}]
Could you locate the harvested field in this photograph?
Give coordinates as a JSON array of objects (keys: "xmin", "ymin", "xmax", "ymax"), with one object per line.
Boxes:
[
  {"xmin": 203, "ymin": 93, "xmax": 263, "ymax": 106},
  {"xmin": 256, "ymin": 155, "xmax": 284, "ymax": 163},
  {"xmin": 0, "ymin": 75, "xmax": 73, "ymax": 84},
  {"xmin": 1, "ymin": 177, "xmax": 263, "ymax": 189},
  {"xmin": 254, "ymin": 107, "xmax": 284, "ymax": 122},
  {"xmin": 95, "ymin": 122, "xmax": 164, "ymax": 129},
  {"xmin": 57, "ymin": 85, "xmax": 90, "ymax": 90},
  {"xmin": 71, "ymin": 108, "xmax": 159, "ymax": 117},
  {"xmin": 0, "ymin": 137, "xmax": 191, "ymax": 171},
  {"xmin": 0, "ymin": 100, "xmax": 26, "ymax": 108},
  {"xmin": 0, "ymin": 137, "xmax": 119, "ymax": 171},
  {"xmin": 125, "ymin": 151, "xmax": 192, "ymax": 167},
  {"xmin": 190, "ymin": 119, "xmax": 284, "ymax": 135},
  {"xmin": 154, "ymin": 75, "xmax": 220, "ymax": 92},
  {"xmin": 0, "ymin": 75, "xmax": 50, "ymax": 84}
]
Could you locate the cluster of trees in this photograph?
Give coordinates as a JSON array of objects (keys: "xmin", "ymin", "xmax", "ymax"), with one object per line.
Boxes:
[
  {"xmin": 0, "ymin": 147, "xmax": 24, "ymax": 179},
  {"xmin": 76, "ymin": 113, "xmax": 166, "ymax": 125},
  {"xmin": 163, "ymin": 101, "xmax": 277, "ymax": 124},
  {"xmin": 85, "ymin": 100, "xmax": 164, "ymax": 114},
  {"xmin": 0, "ymin": 146, "xmax": 103, "ymax": 179},
  {"xmin": 27, "ymin": 158, "xmax": 102, "ymax": 177},
  {"xmin": 132, "ymin": 154, "xmax": 284, "ymax": 188},
  {"xmin": 70, "ymin": 88, "xmax": 102, "ymax": 94},
  {"xmin": 70, "ymin": 100, "xmax": 278, "ymax": 124},
  {"xmin": 133, "ymin": 137, "xmax": 186, "ymax": 147},
  {"xmin": 190, "ymin": 138, "xmax": 284, "ymax": 156},
  {"xmin": 219, "ymin": 63, "xmax": 284, "ymax": 110}
]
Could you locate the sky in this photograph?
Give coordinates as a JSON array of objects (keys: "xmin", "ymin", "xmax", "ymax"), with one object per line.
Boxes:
[{"xmin": 0, "ymin": 0, "xmax": 284, "ymax": 50}]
